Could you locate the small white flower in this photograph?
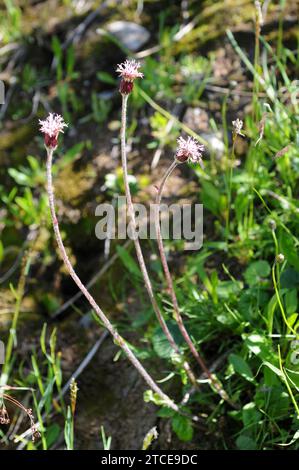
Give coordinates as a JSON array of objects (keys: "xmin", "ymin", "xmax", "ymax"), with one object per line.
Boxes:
[
  {"xmin": 175, "ymin": 136, "xmax": 205, "ymax": 165},
  {"xmin": 232, "ymin": 118, "xmax": 244, "ymax": 136}
]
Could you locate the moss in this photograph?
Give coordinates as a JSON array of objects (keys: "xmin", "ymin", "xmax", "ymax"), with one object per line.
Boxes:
[
  {"xmin": 0, "ymin": 125, "xmax": 34, "ymax": 151},
  {"xmin": 55, "ymin": 163, "xmax": 97, "ymax": 205},
  {"xmin": 173, "ymin": 0, "xmax": 298, "ymax": 53}
]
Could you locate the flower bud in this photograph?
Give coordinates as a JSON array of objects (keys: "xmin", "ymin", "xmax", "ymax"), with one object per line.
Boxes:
[
  {"xmin": 268, "ymin": 219, "xmax": 276, "ymax": 231},
  {"xmin": 275, "ymin": 253, "xmax": 285, "ymax": 264}
]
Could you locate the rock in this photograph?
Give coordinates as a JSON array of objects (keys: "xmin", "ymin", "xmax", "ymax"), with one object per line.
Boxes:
[
  {"xmin": 183, "ymin": 107, "xmax": 209, "ymax": 132},
  {"xmin": 201, "ymin": 132, "xmax": 225, "ymax": 159},
  {"xmin": 183, "ymin": 108, "xmax": 225, "ymax": 159},
  {"xmin": 105, "ymin": 21, "xmax": 150, "ymax": 52}
]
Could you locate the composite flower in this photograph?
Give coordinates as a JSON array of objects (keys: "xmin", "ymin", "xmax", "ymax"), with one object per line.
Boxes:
[
  {"xmin": 39, "ymin": 113, "xmax": 68, "ymax": 149},
  {"xmin": 116, "ymin": 59, "xmax": 143, "ymax": 94},
  {"xmin": 175, "ymin": 136, "xmax": 205, "ymax": 166}
]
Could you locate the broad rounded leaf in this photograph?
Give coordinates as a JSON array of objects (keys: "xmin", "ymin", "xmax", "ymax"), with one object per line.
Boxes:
[
  {"xmin": 244, "ymin": 261, "xmax": 271, "ymax": 286},
  {"xmin": 172, "ymin": 414, "xmax": 193, "ymax": 442},
  {"xmin": 229, "ymin": 353, "xmax": 254, "ymax": 382}
]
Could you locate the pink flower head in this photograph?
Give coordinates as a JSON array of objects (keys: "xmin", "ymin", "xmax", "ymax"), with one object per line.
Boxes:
[
  {"xmin": 39, "ymin": 113, "xmax": 68, "ymax": 149},
  {"xmin": 116, "ymin": 59, "xmax": 143, "ymax": 94},
  {"xmin": 175, "ymin": 136, "xmax": 205, "ymax": 166},
  {"xmin": 116, "ymin": 59, "xmax": 143, "ymax": 82}
]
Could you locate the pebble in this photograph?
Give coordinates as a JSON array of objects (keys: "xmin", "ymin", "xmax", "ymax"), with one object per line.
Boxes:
[{"xmin": 105, "ymin": 21, "xmax": 150, "ymax": 51}]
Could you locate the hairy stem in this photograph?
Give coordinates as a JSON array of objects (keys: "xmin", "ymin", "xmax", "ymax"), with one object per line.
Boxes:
[
  {"xmin": 155, "ymin": 161, "xmax": 232, "ymax": 404},
  {"xmin": 225, "ymin": 135, "xmax": 236, "ymax": 244},
  {"xmin": 120, "ymin": 94, "xmax": 197, "ymax": 386},
  {"xmin": 46, "ymin": 147, "xmax": 178, "ymax": 412}
]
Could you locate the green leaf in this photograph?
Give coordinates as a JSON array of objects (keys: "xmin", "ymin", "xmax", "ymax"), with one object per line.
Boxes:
[
  {"xmin": 38, "ymin": 377, "xmax": 56, "ymax": 413},
  {"xmin": 45, "ymin": 424, "xmax": 61, "ymax": 448},
  {"xmin": 97, "ymin": 71, "xmax": 116, "ymax": 85},
  {"xmin": 64, "ymin": 405, "xmax": 74, "ymax": 450},
  {"xmin": 201, "ymin": 181, "xmax": 221, "ymax": 216},
  {"xmin": 241, "ymin": 402, "xmax": 261, "ymax": 432},
  {"xmin": 100, "ymin": 425, "xmax": 112, "ymax": 450},
  {"xmin": 144, "ymin": 390, "xmax": 171, "ymax": 407},
  {"xmin": 286, "ymin": 313, "xmax": 298, "ymax": 331},
  {"xmin": 116, "ymin": 245, "xmax": 141, "ymax": 278},
  {"xmin": 236, "ymin": 435, "xmax": 257, "ymax": 450},
  {"xmin": 244, "ymin": 261, "xmax": 271, "ymax": 286},
  {"xmin": 57, "ymin": 142, "xmax": 85, "ymax": 169},
  {"xmin": 229, "ymin": 354, "xmax": 254, "ymax": 382},
  {"xmin": 66, "ymin": 45, "xmax": 76, "ymax": 76},
  {"xmin": 280, "ymin": 235, "xmax": 299, "ymax": 271},
  {"xmin": 284, "ymin": 367, "xmax": 299, "ymax": 390},
  {"xmin": 172, "ymin": 414, "xmax": 193, "ymax": 442},
  {"xmin": 40, "ymin": 323, "xmax": 48, "ymax": 358},
  {"xmin": 132, "ymin": 308, "xmax": 153, "ymax": 328},
  {"xmin": 8, "ymin": 168, "xmax": 31, "ymax": 186},
  {"xmin": 240, "ymin": 288, "xmax": 269, "ymax": 321},
  {"xmin": 157, "ymin": 407, "xmax": 176, "ymax": 418},
  {"xmin": 255, "ymin": 386, "xmax": 289, "ymax": 419},
  {"xmin": 152, "ymin": 322, "xmax": 183, "ymax": 359},
  {"xmin": 216, "ymin": 280, "xmax": 240, "ymax": 299},
  {"xmin": 262, "ymin": 361, "xmax": 284, "ymax": 379},
  {"xmin": 31, "ymin": 355, "xmax": 44, "ymax": 392},
  {"xmin": 284, "ymin": 289, "xmax": 298, "ymax": 315},
  {"xmin": 280, "ymin": 268, "xmax": 299, "ymax": 289},
  {"xmin": 51, "ymin": 36, "xmax": 62, "ymax": 59},
  {"xmin": 27, "ymin": 155, "xmax": 40, "ymax": 171},
  {"xmin": 244, "ymin": 334, "xmax": 274, "ymax": 361}
]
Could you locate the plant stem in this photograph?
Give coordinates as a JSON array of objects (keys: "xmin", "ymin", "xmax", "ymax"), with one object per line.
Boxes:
[
  {"xmin": 120, "ymin": 94, "xmax": 197, "ymax": 387},
  {"xmin": 271, "ymin": 228, "xmax": 280, "ymax": 289},
  {"xmin": 155, "ymin": 161, "xmax": 233, "ymax": 404},
  {"xmin": 278, "ymin": 345, "xmax": 299, "ymax": 417},
  {"xmin": 225, "ymin": 135, "xmax": 236, "ymax": 245},
  {"xmin": 253, "ymin": 2, "xmax": 261, "ymax": 122},
  {"xmin": 46, "ymin": 147, "xmax": 178, "ymax": 412}
]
